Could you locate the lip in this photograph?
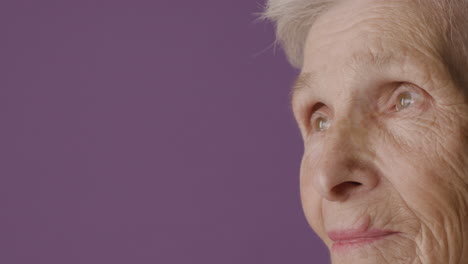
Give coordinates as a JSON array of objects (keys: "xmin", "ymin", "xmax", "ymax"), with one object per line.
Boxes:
[{"xmin": 328, "ymin": 229, "xmax": 399, "ymax": 252}]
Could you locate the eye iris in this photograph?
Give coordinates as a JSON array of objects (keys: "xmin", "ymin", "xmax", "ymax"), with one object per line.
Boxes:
[
  {"xmin": 396, "ymin": 91, "xmax": 413, "ymax": 111},
  {"xmin": 315, "ymin": 116, "xmax": 330, "ymax": 131}
]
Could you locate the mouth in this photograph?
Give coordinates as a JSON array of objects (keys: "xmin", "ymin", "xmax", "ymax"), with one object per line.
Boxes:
[{"xmin": 328, "ymin": 229, "xmax": 399, "ymax": 253}]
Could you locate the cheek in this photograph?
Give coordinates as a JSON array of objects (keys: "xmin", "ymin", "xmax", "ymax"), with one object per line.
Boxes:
[
  {"xmin": 377, "ymin": 108, "xmax": 468, "ymax": 237},
  {"xmin": 382, "ymin": 152, "xmax": 468, "ymax": 252},
  {"xmin": 384, "ymin": 157, "xmax": 458, "ymax": 218},
  {"xmin": 299, "ymin": 154, "xmax": 328, "ymax": 241}
]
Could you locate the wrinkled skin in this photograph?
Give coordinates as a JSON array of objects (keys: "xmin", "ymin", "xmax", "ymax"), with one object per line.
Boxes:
[{"xmin": 292, "ymin": 0, "xmax": 468, "ymax": 263}]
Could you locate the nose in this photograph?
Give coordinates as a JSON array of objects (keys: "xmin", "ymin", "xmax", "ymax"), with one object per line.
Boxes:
[{"xmin": 306, "ymin": 118, "xmax": 380, "ymax": 202}]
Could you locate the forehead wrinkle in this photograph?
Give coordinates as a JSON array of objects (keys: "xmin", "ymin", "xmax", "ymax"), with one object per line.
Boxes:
[
  {"xmin": 346, "ymin": 50, "xmax": 397, "ymax": 72},
  {"xmin": 299, "ymin": 0, "xmax": 452, "ymax": 90},
  {"xmin": 290, "ymin": 50, "xmax": 402, "ymax": 107}
]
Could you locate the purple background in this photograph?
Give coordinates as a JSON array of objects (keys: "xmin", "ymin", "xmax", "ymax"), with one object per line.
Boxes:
[{"xmin": 1, "ymin": 0, "xmax": 330, "ymax": 263}]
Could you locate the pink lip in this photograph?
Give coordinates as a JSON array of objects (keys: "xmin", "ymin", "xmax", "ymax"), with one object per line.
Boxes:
[{"xmin": 328, "ymin": 229, "xmax": 398, "ymax": 252}]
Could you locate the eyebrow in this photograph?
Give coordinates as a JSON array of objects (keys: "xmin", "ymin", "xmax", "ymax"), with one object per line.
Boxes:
[{"xmin": 289, "ymin": 51, "xmax": 400, "ymax": 107}]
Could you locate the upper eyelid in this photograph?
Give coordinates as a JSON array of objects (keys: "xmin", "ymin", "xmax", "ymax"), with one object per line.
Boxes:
[
  {"xmin": 310, "ymin": 102, "xmax": 326, "ymax": 115},
  {"xmin": 390, "ymin": 84, "xmax": 423, "ymax": 101},
  {"xmin": 308, "ymin": 103, "xmax": 329, "ymax": 121},
  {"xmin": 395, "ymin": 83, "xmax": 417, "ymax": 92},
  {"xmin": 377, "ymin": 82, "xmax": 415, "ymax": 102}
]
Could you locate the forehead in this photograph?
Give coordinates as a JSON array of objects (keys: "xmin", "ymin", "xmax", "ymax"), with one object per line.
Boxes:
[{"xmin": 302, "ymin": 0, "xmax": 444, "ymax": 73}]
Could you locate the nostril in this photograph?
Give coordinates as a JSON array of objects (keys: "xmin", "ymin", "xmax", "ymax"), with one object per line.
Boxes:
[{"xmin": 331, "ymin": 181, "xmax": 362, "ymax": 196}]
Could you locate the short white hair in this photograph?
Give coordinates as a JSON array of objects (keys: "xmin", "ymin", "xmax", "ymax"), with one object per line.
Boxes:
[
  {"xmin": 261, "ymin": 0, "xmax": 468, "ymax": 80},
  {"xmin": 261, "ymin": 0, "xmax": 335, "ymax": 68}
]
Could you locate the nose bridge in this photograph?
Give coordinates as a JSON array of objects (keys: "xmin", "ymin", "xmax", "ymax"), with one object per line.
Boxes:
[
  {"xmin": 305, "ymin": 101, "xmax": 378, "ymax": 202},
  {"xmin": 327, "ymin": 105, "xmax": 368, "ymax": 153}
]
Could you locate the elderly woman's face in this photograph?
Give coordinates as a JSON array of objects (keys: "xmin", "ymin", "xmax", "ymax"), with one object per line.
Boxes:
[{"xmin": 293, "ymin": 0, "xmax": 468, "ymax": 263}]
